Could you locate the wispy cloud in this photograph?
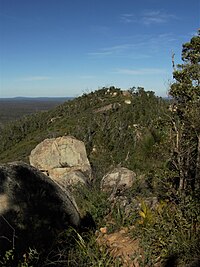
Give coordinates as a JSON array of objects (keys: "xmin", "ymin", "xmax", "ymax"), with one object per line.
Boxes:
[
  {"xmin": 142, "ymin": 10, "xmax": 178, "ymax": 25},
  {"xmin": 88, "ymin": 32, "xmax": 177, "ymax": 59},
  {"xmin": 87, "ymin": 51, "xmax": 113, "ymax": 57},
  {"xmin": 114, "ymin": 68, "xmax": 167, "ymax": 75},
  {"xmin": 19, "ymin": 76, "xmax": 52, "ymax": 82},
  {"xmin": 88, "ymin": 43, "xmax": 139, "ymax": 57},
  {"xmin": 120, "ymin": 10, "xmax": 178, "ymax": 25},
  {"xmin": 120, "ymin": 13, "xmax": 136, "ymax": 23}
]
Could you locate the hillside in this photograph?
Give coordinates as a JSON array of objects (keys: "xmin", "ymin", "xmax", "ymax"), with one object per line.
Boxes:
[
  {"xmin": 0, "ymin": 86, "xmax": 199, "ymax": 267},
  {"xmin": 0, "ymin": 87, "xmax": 168, "ymax": 180}
]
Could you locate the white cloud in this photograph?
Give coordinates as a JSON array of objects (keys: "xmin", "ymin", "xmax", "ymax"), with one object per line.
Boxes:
[
  {"xmin": 141, "ymin": 10, "xmax": 178, "ymax": 25},
  {"xmin": 87, "ymin": 51, "xmax": 113, "ymax": 56},
  {"xmin": 114, "ymin": 68, "xmax": 167, "ymax": 75},
  {"xmin": 105, "ymin": 44, "xmax": 135, "ymax": 51},
  {"xmin": 120, "ymin": 10, "xmax": 178, "ymax": 26},
  {"xmin": 87, "ymin": 32, "xmax": 177, "ymax": 59},
  {"xmin": 120, "ymin": 13, "xmax": 136, "ymax": 23},
  {"xmin": 88, "ymin": 43, "xmax": 138, "ymax": 57}
]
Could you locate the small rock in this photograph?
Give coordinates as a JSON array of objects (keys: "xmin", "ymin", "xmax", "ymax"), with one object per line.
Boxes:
[{"xmin": 100, "ymin": 227, "xmax": 107, "ymax": 234}]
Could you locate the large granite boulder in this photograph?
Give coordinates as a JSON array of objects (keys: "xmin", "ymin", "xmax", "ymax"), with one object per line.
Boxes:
[
  {"xmin": 0, "ymin": 162, "xmax": 82, "ymax": 259},
  {"xmin": 29, "ymin": 136, "xmax": 92, "ymax": 188},
  {"xmin": 101, "ymin": 167, "xmax": 136, "ymax": 194}
]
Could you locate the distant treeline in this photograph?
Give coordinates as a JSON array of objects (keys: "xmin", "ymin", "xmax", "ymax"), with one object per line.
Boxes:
[{"xmin": 0, "ymin": 97, "xmax": 72, "ymax": 126}]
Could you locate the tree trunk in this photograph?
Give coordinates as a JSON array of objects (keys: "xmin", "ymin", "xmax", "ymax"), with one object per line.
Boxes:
[{"xmin": 195, "ymin": 134, "xmax": 200, "ymax": 190}]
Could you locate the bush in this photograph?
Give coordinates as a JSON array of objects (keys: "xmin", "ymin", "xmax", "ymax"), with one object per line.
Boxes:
[{"xmin": 132, "ymin": 195, "xmax": 200, "ymax": 266}]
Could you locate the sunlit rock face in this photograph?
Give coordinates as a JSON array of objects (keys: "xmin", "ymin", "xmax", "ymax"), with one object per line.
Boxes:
[
  {"xmin": 29, "ymin": 136, "xmax": 92, "ymax": 188},
  {"xmin": 101, "ymin": 167, "xmax": 136, "ymax": 193}
]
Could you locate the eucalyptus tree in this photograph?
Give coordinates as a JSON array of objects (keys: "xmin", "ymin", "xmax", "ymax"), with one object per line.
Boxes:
[{"xmin": 169, "ymin": 30, "xmax": 200, "ymax": 191}]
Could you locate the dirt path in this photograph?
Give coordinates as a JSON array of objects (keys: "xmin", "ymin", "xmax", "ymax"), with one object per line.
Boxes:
[{"xmin": 96, "ymin": 226, "xmax": 144, "ymax": 267}]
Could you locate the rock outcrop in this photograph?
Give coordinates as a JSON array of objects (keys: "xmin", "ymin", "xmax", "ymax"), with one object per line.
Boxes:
[
  {"xmin": 94, "ymin": 103, "xmax": 121, "ymax": 113},
  {"xmin": 0, "ymin": 162, "xmax": 81, "ymax": 258},
  {"xmin": 29, "ymin": 136, "xmax": 92, "ymax": 188}
]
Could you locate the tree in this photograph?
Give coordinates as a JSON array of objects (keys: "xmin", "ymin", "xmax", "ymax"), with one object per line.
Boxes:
[{"xmin": 169, "ymin": 29, "xmax": 200, "ymax": 191}]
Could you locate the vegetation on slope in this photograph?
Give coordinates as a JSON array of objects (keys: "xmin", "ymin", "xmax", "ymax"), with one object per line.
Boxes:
[
  {"xmin": 0, "ymin": 86, "xmax": 168, "ymax": 181},
  {"xmin": 0, "ymin": 31, "xmax": 199, "ymax": 266}
]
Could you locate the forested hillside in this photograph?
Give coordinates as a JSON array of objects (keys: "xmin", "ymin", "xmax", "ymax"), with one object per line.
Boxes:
[
  {"xmin": 0, "ymin": 31, "xmax": 199, "ymax": 267},
  {"xmin": 0, "ymin": 87, "xmax": 168, "ymax": 180}
]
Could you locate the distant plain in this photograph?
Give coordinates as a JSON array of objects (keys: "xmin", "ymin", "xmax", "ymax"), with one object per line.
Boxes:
[{"xmin": 0, "ymin": 97, "xmax": 71, "ymax": 127}]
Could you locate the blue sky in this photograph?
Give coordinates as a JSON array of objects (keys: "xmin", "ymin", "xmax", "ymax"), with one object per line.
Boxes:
[{"xmin": 0, "ymin": 0, "xmax": 199, "ymax": 97}]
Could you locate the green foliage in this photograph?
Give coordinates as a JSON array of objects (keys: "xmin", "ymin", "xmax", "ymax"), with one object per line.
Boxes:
[
  {"xmin": 138, "ymin": 198, "xmax": 154, "ymax": 226},
  {"xmin": 133, "ymin": 195, "xmax": 200, "ymax": 266},
  {"xmin": 32, "ymin": 226, "xmax": 122, "ymax": 267},
  {"xmin": 73, "ymin": 185, "xmax": 110, "ymax": 227},
  {"xmin": 0, "ymin": 248, "xmax": 39, "ymax": 267},
  {"xmin": 0, "ymin": 250, "xmax": 14, "ymax": 266},
  {"xmin": 169, "ymin": 30, "xmax": 200, "ymax": 192},
  {"xmin": 170, "ymin": 30, "xmax": 200, "ymax": 102},
  {"xmin": 66, "ymin": 229, "xmax": 122, "ymax": 267}
]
